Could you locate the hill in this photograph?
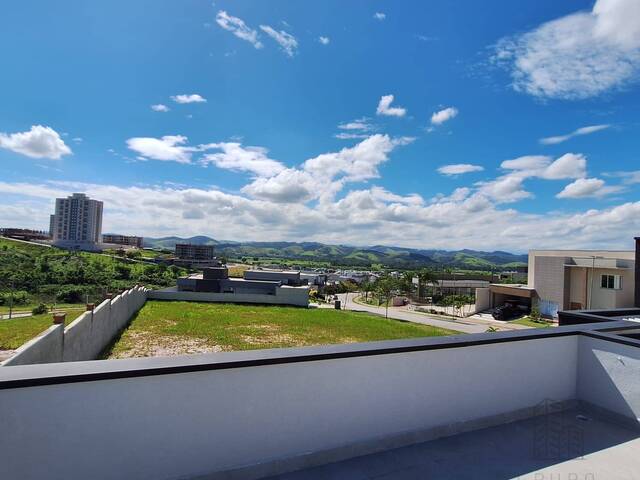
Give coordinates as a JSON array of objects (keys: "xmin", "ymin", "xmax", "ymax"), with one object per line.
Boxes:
[{"xmin": 144, "ymin": 236, "xmax": 527, "ymax": 270}]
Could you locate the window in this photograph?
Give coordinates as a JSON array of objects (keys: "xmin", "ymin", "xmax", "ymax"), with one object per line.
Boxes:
[{"xmin": 601, "ymin": 274, "xmax": 622, "ymax": 290}]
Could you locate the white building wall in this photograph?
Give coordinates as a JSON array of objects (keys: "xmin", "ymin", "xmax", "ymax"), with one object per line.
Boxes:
[{"xmin": 0, "ymin": 336, "xmax": 578, "ymax": 480}]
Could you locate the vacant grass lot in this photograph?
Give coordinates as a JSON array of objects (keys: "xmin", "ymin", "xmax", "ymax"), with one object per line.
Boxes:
[
  {"xmin": 0, "ymin": 309, "xmax": 82, "ymax": 351},
  {"xmin": 105, "ymin": 301, "xmax": 459, "ymax": 359}
]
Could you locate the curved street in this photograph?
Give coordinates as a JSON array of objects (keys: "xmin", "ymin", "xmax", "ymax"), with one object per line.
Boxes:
[{"xmin": 330, "ymin": 293, "xmax": 531, "ymax": 334}]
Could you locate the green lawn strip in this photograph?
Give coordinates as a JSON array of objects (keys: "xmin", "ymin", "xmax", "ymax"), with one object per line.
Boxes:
[
  {"xmin": 0, "ymin": 302, "xmax": 85, "ymax": 315},
  {"xmin": 0, "ymin": 309, "xmax": 83, "ymax": 350},
  {"xmin": 108, "ymin": 301, "xmax": 459, "ymax": 357},
  {"xmin": 510, "ymin": 316, "xmax": 552, "ymax": 328}
]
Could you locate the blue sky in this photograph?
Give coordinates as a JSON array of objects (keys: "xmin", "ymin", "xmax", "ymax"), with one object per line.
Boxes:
[{"xmin": 1, "ymin": 0, "xmax": 639, "ymax": 251}]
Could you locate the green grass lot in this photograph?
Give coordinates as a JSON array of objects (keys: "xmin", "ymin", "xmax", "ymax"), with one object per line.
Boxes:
[
  {"xmin": 511, "ymin": 316, "xmax": 552, "ymax": 328},
  {"xmin": 105, "ymin": 301, "xmax": 459, "ymax": 359},
  {"xmin": 0, "ymin": 309, "xmax": 83, "ymax": 350},
  {"xmin": 0, "ymin": 302, "xmax": 85, "ymax": 315}
]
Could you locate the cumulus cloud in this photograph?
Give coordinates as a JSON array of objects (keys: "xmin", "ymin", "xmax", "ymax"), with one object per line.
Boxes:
[
  {"xmin": 5, "ymin": 177, "xmax": 638, "ymax": 251},
  {"xmin": 0, "ymin": 125, "xmax": 72, "ymax": 160},
  {"xmin": 170, "ymin": 94, "xmax": 207, "ymax": 104},
  {"xmin": 501, "ymin": 153, "xmax": 587, "ymax": 180},
  {"xmin": 319, "ymin": 36, "xmax": 330, "ymax": 45},
  {"xmin": 540, "ymin": 124, "xmax": 610, "ymax": 145},
  {"xmin": 126, "ymin": 135, "xmax": 194, "ymax": 163},
  {"xmin": 374, "ymin": 12, "xmax": 386, "ymax": 21},
  {"xmin": 243, "ymin": 134, "xmax": 412, "ymax": 203},
  {"xmin": 200, "ymin": 143, "xmax": 286, "ymax": 177},
  {"xmin": 151, "ymin": 104, "xmax": 170, "ymax": 112},
  {"xmin": 437, "ymin": 164, "xmax": 484, "ymax": 176},
  {"xmin": 259, "ymin": 25, "xmax": 298, "ymax": 57},
  {"xmin": 556, "ymin": 177, "xmax": 622, "ymax": 199},
  {"xmin": 216, "ymin": 10, "xmax": 263, "ymax": 49},
  {"xmin": 492, "ymin": 0, "xmax": 640, "ymax": 99},
  {"xmin": 430, "ymin": 107, "xmax": 458, "ymax": 125},
  {"xmin": 376, "ymin": 95, "xmax": 407, "ymax": 117}
]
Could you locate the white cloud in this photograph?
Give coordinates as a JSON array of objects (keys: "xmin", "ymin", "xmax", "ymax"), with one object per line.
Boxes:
[
  {"xmin": 3, "ymin": 177, "xmax": 640, "ymax": 251},
  {"xmin": 475, "ymin": 175, "xmax": 533, "ymax": 204},
  {"xmin": 0, "ymin": 125, "xmax": 72, "ymax": 160},
  {"xmin": 259, "ymin": 25, "xmax": 298, "ymax": 57},
  {"xmin": 244, "ymin": 134, "xmax": 412, "ymax": 203},
  {"xmin": 151, "ymin": 104, "xmax": 170, "ymax": 112},
  {"xmin": 430, "ymin": 107, "xmax": 458, "ymax": 125},
  {"xmin": 437, "ymin": 164, "xmax": 484, "ymax": 176},
  {"xmin": 200, "ymin": 142, "xmax": 286, "ymax": 177},
  {"xmin": 334, "ymin": 132, "xmax": 370, "ymax": 140},
  {"xmin": 557, "ymin": 177, "xmax": 622, "ymax": 199},
  {"xmin": 605, "ymin": 170, "xmax": 640, "ymax": 185},
  {"xmin": 72, "ymin": 137, "xmax": 83, "ymax": 143},
  {"xmin": 501, "ymin": 153, "xmax": 586, "ymax": 180},
  {"xmin": 540, "ymin": 124, "xmax": 610, "ymax": 145},
  {"xmin": 126, "ymin": 135, "xmax": 193, "ymax": 164},
  {"xmin": 376, "ymin": 95, "xmax": 407, "ymax": 117},
  {"xmin": 493, "ymin": 0, "xmax": 640, "ymax": 99},
  {"xmin": 501, "ymin": 155, "xmax": 551, "ymax": 171},
  {"xmin": 319, "ymin": 36, "xmax": 330, "ymax": 45},
  {"xmin": 373, "ymin": 12, "xmax": 386, "ymax": 21},
  {"xmin": 170, "ymin": 94, "xmax": 207, "ymax": 104},
  {"xmin": 216, "ymin": 10, "xmax": 263, "ymax": 49}
]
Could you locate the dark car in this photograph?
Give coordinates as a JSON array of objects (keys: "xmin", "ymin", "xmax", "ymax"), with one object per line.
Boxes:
[{"xmin": 492, "ymin": 303, "xmax": 518, "ymax": 321}]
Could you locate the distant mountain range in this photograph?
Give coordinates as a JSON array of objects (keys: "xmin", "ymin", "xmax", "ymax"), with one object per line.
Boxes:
[{"xmin": 144, "ymin": 236, "xmax": 528, "ymax": 270}]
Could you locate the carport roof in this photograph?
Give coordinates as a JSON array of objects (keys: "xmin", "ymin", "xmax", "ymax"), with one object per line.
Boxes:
[{"xmin": 489, "ymin": 284, "xmax": 535, "ymax": 298}]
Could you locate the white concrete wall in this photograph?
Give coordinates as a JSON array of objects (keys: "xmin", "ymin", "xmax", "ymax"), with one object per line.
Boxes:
[
  {"xmin": 474, "ymin": 287, "xmax": 491, "ymax": 313},
  {"xmin": 148, "ymin": 286, "xmax": 309, "ymax": 307},
  {"xmin": 0, "ymin": 336, "xmax": 578, "ymax": 480},
  {"xmin": 1, "ymin": 324, "xmax": 64, "ymax": 366},
  {"xmin": 577, "ymin": 335, "xmax": 640, "ymax": 421},
  {"xmin": 1, "ymin": 286, "xmax": 148, "ymax": 367}
]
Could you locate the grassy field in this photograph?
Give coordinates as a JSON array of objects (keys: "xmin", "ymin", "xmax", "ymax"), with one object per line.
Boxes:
[
  {"xmin": 0, "ymin": 309, "xmax": 83, "ymax": 351},
  {"xmin": 105, "ymin": 301, "xmax": 459, "ymax": 359},
  {"xmin": 0, "ymin": 302, "xmax": 85, "ymax": 315},
  {"xmin": 511, "ymin": 316, "xmax": 552, "ymax": 328}
]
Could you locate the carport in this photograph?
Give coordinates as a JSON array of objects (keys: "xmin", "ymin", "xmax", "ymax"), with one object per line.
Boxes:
[{"xmin": 489, "ymin": 284, "xmax": 536, "ymax": 310}]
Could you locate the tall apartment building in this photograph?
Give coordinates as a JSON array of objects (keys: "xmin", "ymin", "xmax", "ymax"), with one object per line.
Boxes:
[{"xmin": 49, "ymin": 193, "xmax": 103, "ymax": 250}]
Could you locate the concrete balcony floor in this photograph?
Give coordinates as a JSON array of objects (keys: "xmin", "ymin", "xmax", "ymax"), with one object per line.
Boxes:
[{"xmin": 267, "ymin": 407, "xmax": 640, "ymax": 480}]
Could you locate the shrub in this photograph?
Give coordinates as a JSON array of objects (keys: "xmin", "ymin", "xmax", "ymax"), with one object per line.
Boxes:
[{"xmin": 32, "ymin": 303, "xmax": 48, "ymax": 315}]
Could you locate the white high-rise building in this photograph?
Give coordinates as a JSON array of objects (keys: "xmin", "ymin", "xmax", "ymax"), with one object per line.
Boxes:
[{"xmin": 49, "ymin": 193, "xmax": 103, "ymax": 250}]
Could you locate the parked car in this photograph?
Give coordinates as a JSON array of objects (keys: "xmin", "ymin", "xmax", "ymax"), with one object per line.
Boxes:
[{"xmin": 492, "ymin": 302, "xmax": 528, "ymax": 321}]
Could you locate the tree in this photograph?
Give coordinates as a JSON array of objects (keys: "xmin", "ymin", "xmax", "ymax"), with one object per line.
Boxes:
[
  {"xmin": 361, "ymin": 280, "xmax": 373, "ymax": 302},
  {"xmin": 375, "ymin": 277, "xmax": 399, "ymax": 318},
  {"xmin": 417, "ymin": 269, "xmax": 438, "ymax": 301}
]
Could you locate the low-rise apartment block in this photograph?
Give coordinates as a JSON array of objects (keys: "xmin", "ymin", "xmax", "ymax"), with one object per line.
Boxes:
[{"xmin": 102, "ymin": 234, "xmax": 144, "ymax": 248}]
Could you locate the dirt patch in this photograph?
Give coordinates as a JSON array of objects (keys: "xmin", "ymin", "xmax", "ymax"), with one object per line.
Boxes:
[
  {"xmin": 0, "ymin": 350, "xmax": 15, "ymax": 362},
  {"xmin": 110, "ymin": 332, "xmax": 224, "ymax": 359},
  {"xmin": 238, "ymin": 332, "xmax": 299, "ymax": 346}
]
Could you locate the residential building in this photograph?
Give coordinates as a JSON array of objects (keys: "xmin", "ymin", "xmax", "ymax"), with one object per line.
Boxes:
[
  {"xmin": 175, "ymin": 243, "xmax": 215, "ymax": 260},
  {"xmin": 102, "ymin": 234, "xmax": 143, "ymax": 248},
  {"xmin": 243, "ymin": 270, "xmax": 306, "ymax": 286},
  {"xmin": 161, "ymin": 266, "xmax": 309, "ymax": 307},
  {"xmin": 49, "ymin": 193, "xmax": 103, "ymax": 250},
  {"xmin": 0, "ymin": 228, "xmax": 50, "ymax": 241},
  {"xmin": 476, "ymin": 238, "xmax": 638, "ymax": 318}
]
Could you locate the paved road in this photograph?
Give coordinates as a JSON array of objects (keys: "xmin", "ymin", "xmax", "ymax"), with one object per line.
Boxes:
[
  {"xmin": 332, "ymin": 294, "xmax": 531, "ymax": 334},
  {"xmin": 0, "ymin": 312, "xmax": 32, "ymax": 320}
]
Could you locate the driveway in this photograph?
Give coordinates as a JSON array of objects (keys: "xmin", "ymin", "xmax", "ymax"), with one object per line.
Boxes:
[{"xmin": 331, "ymin": 294, "xmax": 531, "ymax": 334}]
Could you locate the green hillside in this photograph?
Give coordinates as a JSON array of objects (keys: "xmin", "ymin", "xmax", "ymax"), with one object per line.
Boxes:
[{"xmin": 145, "ymin": 236, "xmax": 527, "ymax": 270}]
